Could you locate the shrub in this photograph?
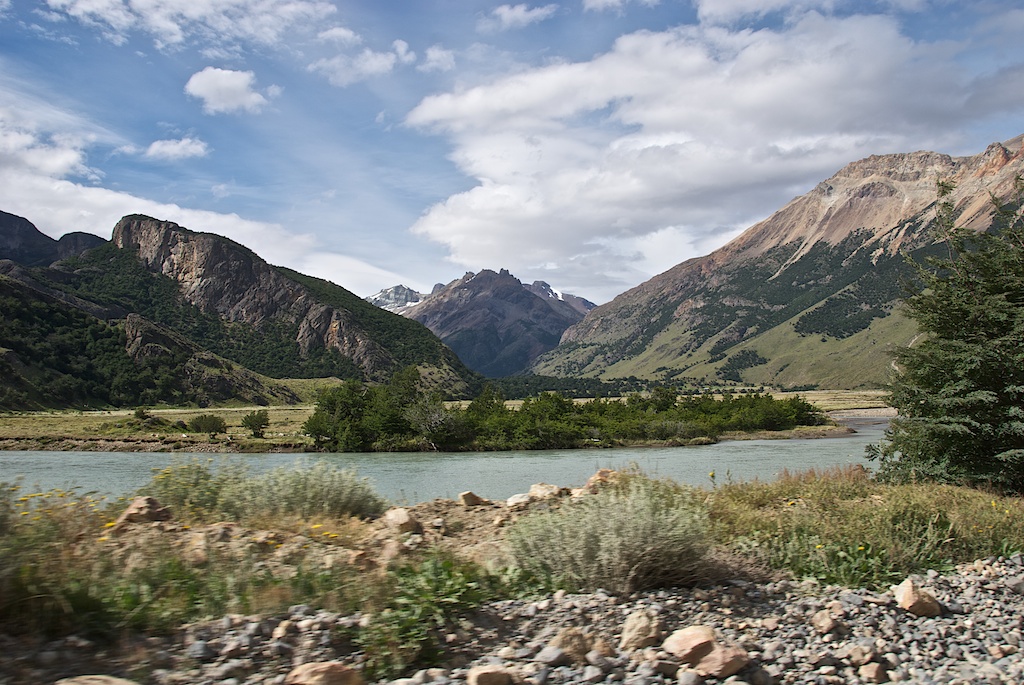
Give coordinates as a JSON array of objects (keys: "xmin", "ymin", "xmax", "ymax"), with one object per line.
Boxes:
[
  {"xmin": 218, "ymin": 461, "xmax": 388, "ymax": 521},
  {"xmin": 187, "ymin": 413, "xmax": 227, "ymax": 435},
  {"xmin": 357, "ymin": 553, "xmax": 521, "ymax": 679},
  {"xmin": 241, "ymin": 409, "xmax": 270, "ymax": 438},
  {"xmin": 140, "ymin": 458, "xmax": 388, "ymax": 523},
  {"xmin": 504, "ymin": 474, "xmax": 710, "ymax": 594}
]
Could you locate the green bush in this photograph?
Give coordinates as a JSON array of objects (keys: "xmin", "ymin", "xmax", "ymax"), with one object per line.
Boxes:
[
  {"xmin": 504, "ymin": 475, "xmax": 710, "ymax": 593},
  {"xmin": 241, "ymin": 409, "xmax": 270, "ymax": 438},
  {"xmin": 357, "ymin": 553, "xmax": 522, "ymax": 679},
  {"xmin": 187, "ymin": 413, "xmax": 227, "ymax": 435}
]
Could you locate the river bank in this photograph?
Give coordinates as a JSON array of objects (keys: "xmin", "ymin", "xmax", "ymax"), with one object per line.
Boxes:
[{"xmin": 4, "ymin": 467, "xmax": 1023, "ymax": 685}]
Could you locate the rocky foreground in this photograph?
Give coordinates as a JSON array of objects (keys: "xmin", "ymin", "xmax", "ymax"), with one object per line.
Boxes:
[{"xmin": 5, "ymin": 479, "xmax": 1024, "ymax": 685}]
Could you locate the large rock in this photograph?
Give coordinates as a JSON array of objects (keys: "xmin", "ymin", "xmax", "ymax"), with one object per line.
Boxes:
[
  {"xmin": 284, "ymin": 661, "xmax": 364, "ymax": 685},
  {"xmin": 662, "ymin": 626, "xmax": 717, "ymax": 664},
  {"xmin": 551, "ymin": 626, "xmax": 593, "ymax": 663},
  {"xmin": 466, "ymin": 665, "xmax": 515, "ymax": 685},
  {"xmin": 528, "ymin": 482, "xmax": 565, "ymax": 500},
  {"xmin": 893, "ymin": 577, "xmax": 942, "ymax": 617},
  {"xmin": 693, "ymin": 644, "xmax": 750, "ymax": 679},
  {"xmin": 459, "ymin": 491, "xmax": 486, "ymax": 506},
  {"xmin": 619, "ymin": 610, "xmax": 665, "ymax": 651},
  {"xmin": 113, "ymin": 496, "xmax": 171, "ymax": 532},
  {"xmin": 383, "ymin": 507, "xmax": 423, "ymax": 535}
]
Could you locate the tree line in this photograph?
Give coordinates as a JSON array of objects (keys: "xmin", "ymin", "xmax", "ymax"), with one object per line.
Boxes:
[{"xmin": 302, "ymin": 368, "xmax": 825, "ymax": 452}]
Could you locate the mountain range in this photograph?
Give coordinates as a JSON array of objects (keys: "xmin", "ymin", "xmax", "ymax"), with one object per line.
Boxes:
[
  {"xmin": 367, "ymin": 271, "xmax": 595, "ymax": 377},
  {"xmin": 0, "ymin": 213, "xmax": 477, "ymax": 409},
  {"xmin": 3, "ymin": 135, "xmax": 1022, "ymax": 409},
  {"xmin": 532, "ymin": 135, "xmax": 1024, "ymax": 389}
]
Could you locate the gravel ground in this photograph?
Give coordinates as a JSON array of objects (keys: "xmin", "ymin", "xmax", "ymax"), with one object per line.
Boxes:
[{"xmin": 7, "ymin": 553, "xmax": 1024, "ymax": 685}]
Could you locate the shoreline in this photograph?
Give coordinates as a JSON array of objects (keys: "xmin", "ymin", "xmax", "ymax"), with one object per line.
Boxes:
[{"xmin": 0, "ymin": 423, "xmax": 861, "ymax": 453}]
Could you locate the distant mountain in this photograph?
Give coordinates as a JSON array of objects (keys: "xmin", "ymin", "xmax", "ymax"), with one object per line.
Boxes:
[
  {"xmin": 0, "ymin": 214, "xmax": 478, "ymax": 408},
  {"xmin": 366, "ymin": 284, "xmax": 427, "ymax": 312},
  {"xmin": 533, "ymin": 135, "xmax": 1024, "ymax": 389},
  {"xmin": 0, "ymin": 210, "xmax": 105, "ymax": 266},
  {"xmin": 368, "ymin": 269, "xmax": 596, "ymax": 377}
]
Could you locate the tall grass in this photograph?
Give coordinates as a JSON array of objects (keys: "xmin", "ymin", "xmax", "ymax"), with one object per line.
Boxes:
[{"xmin": 709, "ymin": 464, "xmax": 1024, "ymax": 588}]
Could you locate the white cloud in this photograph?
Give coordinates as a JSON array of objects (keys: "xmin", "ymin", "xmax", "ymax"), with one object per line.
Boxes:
[
  {"xmin": 393, "ymin": 39, "xmax": 416, "ymax": 65},
  {"xmin": 582, "ymin": 0, "xmax": 659, "ymax": 11},
  {"xmin": 184, "ymin": 67, "xmax": 274, "ymax": 114},
  {"xmin": 310, "ymin": 41, "xmax": 418, "ymax": 86},
  {"xmin": 317, "ymin": 26, "xmax": 361, "ymax": 45},
  {"xmin": 144, "ymin": 136, "xmax": 209, "ymax": 160},
  {"xmin": 405, "ymin": 11, "xmax": 1015, "ymax": 300},
  {"xmin": 418, "ymin": 45, "xmax": 456, "ymax": 73},
  {"xmin": 479, "ymin": 4, "xmax": 558, "ymax": 32},
  {"xmin": 693, "ymin": 0, "xmax": 835, "ymax": 24},
  {"xmin": 43, "ymin": 0, "xmax": 336, "ymax": 49}
]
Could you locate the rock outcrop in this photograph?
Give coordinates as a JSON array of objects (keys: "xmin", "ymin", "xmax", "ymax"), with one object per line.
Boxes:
[{"xmin": 113, "ymin": 215, "xmax": 397, "ymax": 381}]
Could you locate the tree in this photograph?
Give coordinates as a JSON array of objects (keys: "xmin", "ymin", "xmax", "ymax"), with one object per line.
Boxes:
[
  {"xmin": 242, "ymin": 409, "xmax": 270, "ymax": 438},
  {"xmin": 870, "ymin": 177, "xmax": 1024, "ymax": 491}
]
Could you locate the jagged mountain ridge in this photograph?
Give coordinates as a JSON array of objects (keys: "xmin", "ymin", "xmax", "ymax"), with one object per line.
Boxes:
[
  {"xmin": 0, "ymin": 210, "xmax": 106, "ymax": 266},
  {"xmin": 368, "ymin": 269, "xmax": 596, "ymax": 377},
  {"xmin": 532, "ymin": 135, "xmax": 1024, "ymax": 389},
  {"xmin": 0, "ymin": 213, "xmax": 478, "ymax": 408}
]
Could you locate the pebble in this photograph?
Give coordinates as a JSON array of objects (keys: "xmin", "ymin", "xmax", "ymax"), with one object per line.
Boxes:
[{"xmin": 9, "ymin": 557, "xmax": 1024, "ymax": 684}]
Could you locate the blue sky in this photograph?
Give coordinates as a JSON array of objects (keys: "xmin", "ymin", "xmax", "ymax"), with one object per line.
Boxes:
[{"xmin": 2, "ymin": 0, "xmax": 1023, "ymax": 303}]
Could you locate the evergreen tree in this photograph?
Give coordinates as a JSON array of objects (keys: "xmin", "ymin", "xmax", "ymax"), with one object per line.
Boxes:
[{"xmin": 871, "ymin": 177, "xmax": 1024, "ymax": 491}]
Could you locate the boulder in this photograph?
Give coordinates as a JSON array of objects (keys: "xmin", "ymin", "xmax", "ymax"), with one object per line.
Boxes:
[
  {"xmin": 459, "ymin": 491, "xmax": 486, "ymax": 506},
  {"xmin": 506, "ymin": 493, "xmax": 532, "ymax": 509},
  {"xmin": 112, "ymin": 496, "xmax": 171, "ymax": 532},
  {"xmin": 284, "ymin": 662, "xmax": 364, "ymax": 685},
  {"xmin": 383, "ymin": 507, "xmax": 423, "ymax": 535},
  {"xmin": 467, "ymin": 665, "xmax": 515, "ymax": 685},
  {"xmin": 551, "ymin": 626, "xmax": 593, "ymax": 663},
  {"xmin": 893, "ymin": 578, "xmax": 942, "ymax": 617},
  {"xmin": 56, "ymin": 678, "xmax": 141, "ymax": 685},
  {"xmin": 858, "ymin": 662, "xmax": 890, "ymax": 683},
  {"xmin": 693, "ymin": 644, "xmax": 750, "ymax": 679},
  {"xmin": 619, "ymin": 610, "xmax": 665, "ymax": 651},
  {"xmin": 663, "ymin": 625, "xmax": 716, "ymax": 664},
  {"xmin": 528, "ymin": 482, "xmax": 565, "ymax": 500}
]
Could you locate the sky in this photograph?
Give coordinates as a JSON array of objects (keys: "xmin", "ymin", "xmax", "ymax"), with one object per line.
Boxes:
[{"xmin": 2, "ymin": 1, "xmax": 1023, "ymax": 304}]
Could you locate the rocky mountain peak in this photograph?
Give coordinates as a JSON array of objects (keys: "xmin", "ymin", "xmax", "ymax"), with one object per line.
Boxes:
[
  {"xmin": 535, "ymin": 135, "xmax": 1024, "ymax": 388},
  {"xmin": 367, "ymin": 268, "xmax": 594, "ymax": 376}
]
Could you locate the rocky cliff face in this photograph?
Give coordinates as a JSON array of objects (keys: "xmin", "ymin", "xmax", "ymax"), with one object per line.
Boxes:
[
  {"xmin": 533, "ymin": 135, "xmax": 1024, "ymax": 389},
  {"xmin": 112, "ymin": 215, "xmax": 398, "ymax": 381},
  {"xmin": 388, "ymin": 269, "xmax": 594, "ymax": 377}
]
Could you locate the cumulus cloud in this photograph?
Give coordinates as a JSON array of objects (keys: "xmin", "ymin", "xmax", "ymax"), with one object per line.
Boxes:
[
  {"xmin": 479, "ymin": 4, "xmax": 558, "ymax": 32},
  {"xmin": 0, "ymin": 112, "xmax": 399, "ymax": 296},
  {"xmin": 144, "ymin": 136, "xmax": 209, "ymax": 160},
  {"xmin": 582, "ymin": 0, "xmax": 659, "ymax": 12},
  {"xmin": 184, "ymin": 67, "xmax": 274, "ymax": 114},
  {"xmin": 405, "ymin": 11, "xmax": 1013, "ymax": 299},
  {"xmin": 418, "ymin": 45, "xmax": 456, "ymax": 73},
  {"xmin": 43, "ymin": 0, "xmax": 336, "ymax": 49},
  {"xmin": 317, "ymin": 26, "xmax": 361, "ymax": 45},
  {"xmin": 693, "ymin": 0, "xmax": 836, "ymax": 24},
  {"xmin": 310, "ymin": 40, "xmax": 417, "ymax": 86}
]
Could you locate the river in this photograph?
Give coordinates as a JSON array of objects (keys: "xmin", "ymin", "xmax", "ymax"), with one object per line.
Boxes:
[{"xmin": 0, "ymin": 416, "xmax": 888, "ymax": 503}]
